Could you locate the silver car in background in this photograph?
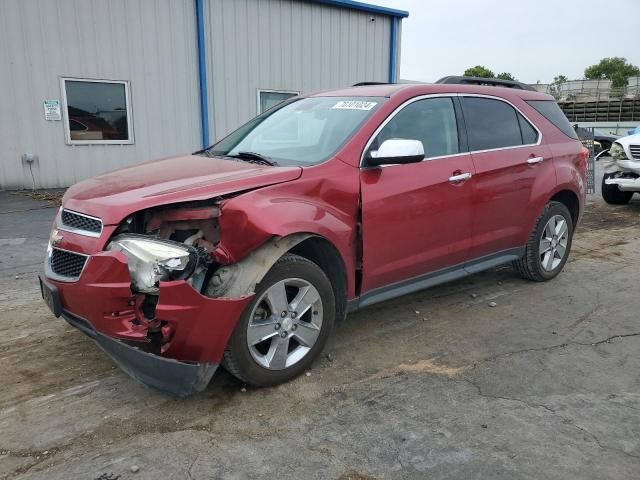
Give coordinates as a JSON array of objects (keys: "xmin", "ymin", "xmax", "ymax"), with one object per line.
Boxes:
[{"xmin": 600, "ymin": 132, "xmax": 640, "ymax": 204}]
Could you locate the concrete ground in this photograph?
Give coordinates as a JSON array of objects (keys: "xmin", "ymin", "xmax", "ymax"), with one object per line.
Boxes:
[{"xmin": 1, "ymin": 169, "xmax": 639, "ymax": 480}]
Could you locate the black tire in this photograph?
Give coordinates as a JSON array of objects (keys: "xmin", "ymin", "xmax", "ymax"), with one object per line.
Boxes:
[
  {"xmin": 222, "ymin": 253, "xmax": 335, "ymax": 387},
  {"xmin": 513, "ymin": 201, "xmax": 574, "ymax": 282},
  {"xmin": 602, "ymin": 174, "xmax": 633, "ymax": 205}
]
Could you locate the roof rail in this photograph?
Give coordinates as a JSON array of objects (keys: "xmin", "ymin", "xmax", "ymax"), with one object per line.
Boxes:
[
  {"xmin": 435, "ymin": 76, "xmax": 536, "ymax": 92},
  {"xmin": 352, "ymin": 81, "xmax": 391, "ymax": 86}
]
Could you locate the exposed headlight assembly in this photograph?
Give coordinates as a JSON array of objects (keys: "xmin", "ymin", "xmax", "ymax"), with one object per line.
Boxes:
[
  {"xmin": 108, "ymin": 235, "xmax": 197, "ymax": 294},
  {"xmin": 610, "ymin": 142, "xmax": 628, "ymax": 161}
]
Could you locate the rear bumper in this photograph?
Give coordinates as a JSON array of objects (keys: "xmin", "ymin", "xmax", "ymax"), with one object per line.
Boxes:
[
  {"xmin": 41, "ymin": 250, "xmax": 254, "ymax": 396},
  {"xmin": 62, "ymin": 309, "xmax": 218, "ymax": 397}
]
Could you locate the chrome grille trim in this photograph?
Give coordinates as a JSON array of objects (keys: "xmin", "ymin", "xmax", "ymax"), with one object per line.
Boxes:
[
  {"xmin": 58, "ymin": 209, "xmax": 103, "ymax": 238},
  {"xmin": 629, "ymin": 144, "xmax": 640, "ymax": 160},
  {"xmin": 45, "ymin": 245, "xmax": 89, "ymax": 282}
]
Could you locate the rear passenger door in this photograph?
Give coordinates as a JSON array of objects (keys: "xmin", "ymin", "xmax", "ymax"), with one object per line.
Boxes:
[{"xmin": 460, "ymin": 96, "xmax": 552, "ymax": 261}]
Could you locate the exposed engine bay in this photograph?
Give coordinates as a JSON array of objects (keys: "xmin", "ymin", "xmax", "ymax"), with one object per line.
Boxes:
[{"xmin": 107, "ymin": 203, "xmax": 222, "ymax": 295}]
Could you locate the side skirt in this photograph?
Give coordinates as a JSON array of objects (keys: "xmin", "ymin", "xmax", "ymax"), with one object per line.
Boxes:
[{"xmin": 347, "ymin": 247, "xmax": 524, "ymax": 312}]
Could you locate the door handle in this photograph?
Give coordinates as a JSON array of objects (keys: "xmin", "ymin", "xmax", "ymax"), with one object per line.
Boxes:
[
  {"xmin": 527, "ymin": 156, "xmax": 544, "ymax": 165},
  {"xmin": 448, "ymin": 172, "xmax": 473, "ymax": 183}
]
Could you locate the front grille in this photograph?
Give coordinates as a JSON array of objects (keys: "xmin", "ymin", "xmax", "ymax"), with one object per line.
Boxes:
[
  {"xmin": 61, "ymin": 209, "xmax": 102, "ymax": 234},
  {"xmin": 630, "ymin": 145, "xmax": 640, "ymax": 160},
  {"xmin": 50, "ymin": 248, "xmax": 87, "ymax": 279}
]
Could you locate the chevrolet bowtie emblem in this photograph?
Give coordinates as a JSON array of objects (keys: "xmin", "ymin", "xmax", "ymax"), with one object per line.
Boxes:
[{"xmin": 50, "ymin": 229, "xmax": 63, "ymax": 246}]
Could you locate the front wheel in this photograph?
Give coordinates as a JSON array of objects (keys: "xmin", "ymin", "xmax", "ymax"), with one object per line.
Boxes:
[
  {"xmin": 513, "ymin": 201, "xmax": 574, "ymax": 282},
  {"xmin": 602, "ymin": 173, "xmax": 633, "ymax": 205},
  {"xmin": 222, "ymin": 253, "xmax": 335, "ymax": 387}
]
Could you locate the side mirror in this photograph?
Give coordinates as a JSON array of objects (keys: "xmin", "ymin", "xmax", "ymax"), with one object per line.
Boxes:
[{"xmin": 366, "ymin": 139, "xmax": 425, "ymax": 167}]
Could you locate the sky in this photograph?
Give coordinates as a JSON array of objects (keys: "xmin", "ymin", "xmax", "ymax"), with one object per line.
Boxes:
[{"xmin": 374, "ymin": 0, "xmax": 640, "ymax": 84}]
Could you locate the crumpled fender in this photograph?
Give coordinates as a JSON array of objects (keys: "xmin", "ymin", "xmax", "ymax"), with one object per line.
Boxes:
[{"xmin": 212, "ymin": 164, "xmax": 360, "ymax": 297}]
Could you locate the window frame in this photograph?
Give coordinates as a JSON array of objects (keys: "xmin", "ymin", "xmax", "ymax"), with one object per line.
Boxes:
[
  {"xmin": 60, "ymin": 77, "xmax": 134, "ymax": 145},
  {"xmin": 256, "ymin": 88, "xmax": 300, "ymax": 114},
  {"xmin": 366, "ymin": 96, "xmax": 463, "ymax": 162},
  {"xmin": 459, "ymin": 94, "xmax": 542, "ymax": 153},
  {"xmin": 360, "ymin": 93, "xmax": 542, "ymax": 167}
]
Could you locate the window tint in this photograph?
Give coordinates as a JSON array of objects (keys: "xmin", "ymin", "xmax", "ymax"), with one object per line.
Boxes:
[
  {"xmin": 64, "ymin": 79, "xmax": 131, "ymax": 143},
  {"xmin": 526, "ymin": 100, "xmax": 579, "ymax": 140},
  {"xmin": 517, "ymin": 113, "xmax": 538, "ymax": 144},
  {"xmin": 372, "ymin": 97, "xmax": 459, "ymax": 158},
  {"xmin": 461, "ymin": 97, "xmax": 522, "ymax": 151}
]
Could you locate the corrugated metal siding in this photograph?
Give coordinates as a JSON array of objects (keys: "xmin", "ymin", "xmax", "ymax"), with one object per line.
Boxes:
[
  {"xmin": 204, "ymin": 0, "xmax": 392, "ymax": 140},
  {"xmin": 0, "ymin": 0, "xmax": 201, "ymax": 189}
]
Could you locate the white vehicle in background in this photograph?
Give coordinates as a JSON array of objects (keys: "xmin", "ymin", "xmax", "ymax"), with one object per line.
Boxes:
[{"xmin": 599, "ymin": 133, "xmax": 640, "ymax": 204}]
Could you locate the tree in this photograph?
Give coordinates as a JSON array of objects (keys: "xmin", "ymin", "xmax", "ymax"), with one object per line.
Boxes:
[
  {"xmin": 464, "ymin": 65, "xmax": 495, "ymax": 78},
  {"xmin": 496, "ymin": 72, "xmax": 517, "ymax": 81},
  {"xmin": 584, "ymin": 57, "xmax": 640, "ymax": 88},
  {"xmin": 549, "ymin": 75, "xmax": 568, "ymax": 100}
]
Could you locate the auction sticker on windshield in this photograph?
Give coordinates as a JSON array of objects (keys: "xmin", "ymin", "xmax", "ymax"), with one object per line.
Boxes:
[{"xmin": 332, "ymin": 100, "xmax": 377, "ymax": 110}]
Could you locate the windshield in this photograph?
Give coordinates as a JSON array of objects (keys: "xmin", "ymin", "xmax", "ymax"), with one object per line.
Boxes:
[{"xmin": 204, "ymin": 96, "xmax": 384, "ymax": 166}]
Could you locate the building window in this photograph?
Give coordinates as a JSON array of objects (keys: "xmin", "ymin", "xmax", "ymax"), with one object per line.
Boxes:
[
  {"xmin": 61, "ymin": 78, "xmax": 133, "ymax": 144},
  {"xmin": 257, "ymin": 89, "xmax": 299, "ymax": 114}
]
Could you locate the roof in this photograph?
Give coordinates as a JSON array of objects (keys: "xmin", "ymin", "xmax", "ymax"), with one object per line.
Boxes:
[
  {"xmin": 310, "ymin": 0, "xmax": 409, "ymax": 18},
  {"xmin": 311, "ymin": 83, "xmax": 554, "ymax": 100}
]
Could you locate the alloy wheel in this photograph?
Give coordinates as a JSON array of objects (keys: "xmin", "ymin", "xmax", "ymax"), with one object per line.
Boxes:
[
  {"xmin": 246, "ymin": 278, "xmax": 323, "ymax": 370},
  {"xmin": 539, "ymin": 214, "xmax": 569, "ymax": 271}
]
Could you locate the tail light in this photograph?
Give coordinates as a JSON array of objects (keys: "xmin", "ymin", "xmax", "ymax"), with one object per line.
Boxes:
[{"xmin": 578, "ymin": 146, "xmax": 589, "ymax": 173}]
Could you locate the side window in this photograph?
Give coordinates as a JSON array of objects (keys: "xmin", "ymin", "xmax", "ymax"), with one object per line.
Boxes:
[
  {"xmin": 372, "ymin": 97, "xmax": 459, "ymax": 159},
  {"xmin": 517, "ymin": 113, "xmax": 539, "ymax": 144},
  {"xmin": 461, "ymin": 97, "xmax": 523, "ymax": 151}
]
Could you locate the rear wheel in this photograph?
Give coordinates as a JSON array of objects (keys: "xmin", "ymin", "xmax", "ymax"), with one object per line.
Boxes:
[
  {"xmin": 222, "ymin": 253, "xmax": 335, "ymax": 387},
  {"xmin": 602, "ymin": 173, "xmax": 633, "ymax": 205},
  {"xmin": 513, "ymin": 201, "xmax": 573, "ymax": 282}
]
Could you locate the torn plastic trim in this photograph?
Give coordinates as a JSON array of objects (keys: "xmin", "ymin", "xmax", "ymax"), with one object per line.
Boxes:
[
  {"xmin": 205, "ymin": 234, "xmax": 311, "ymax": 298},
  {"xmin": 61, "ymin": 309, "xmax": 217, "ymax": 397}
]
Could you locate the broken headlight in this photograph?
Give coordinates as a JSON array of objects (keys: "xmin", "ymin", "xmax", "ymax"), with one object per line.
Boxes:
[
  {"xmin": 610, "ymin": 142, "xmax": 628, "ymax": 161},
  {"xmin": 108, "ymin": 235, "xmax": 197, "ymax": 293}
]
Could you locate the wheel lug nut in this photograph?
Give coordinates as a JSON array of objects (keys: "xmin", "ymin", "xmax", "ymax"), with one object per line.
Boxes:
[
  {"xmin": 280, "ymin": 331, "xmax": 287, "ymax": 338},
  {"xmin": 291, "ymin": 312, "xmax": 296, "ymax": 318},
  {"xmin": 292, "ymin": 324, "xmax": 297, "ymax": 331},
  {"xmin": 274, "ymin": 323, "xmax": 281, "ymax": 330},
  {"xmin": 281, "ymin": 311, "xmax": 287, "ymax": 318}
]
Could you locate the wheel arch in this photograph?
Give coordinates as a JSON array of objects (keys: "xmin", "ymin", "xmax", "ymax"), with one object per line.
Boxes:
[
  {"xmin": 289, "ymin": 236, "xmax": 348, "ymax": 322},
  {"xmin": 206, "ymin": 233, "xmax": 348, "ymax": 322},
  {"xmin": 549, "ymin": 189, "xmax": 580, "ymax": 226}
]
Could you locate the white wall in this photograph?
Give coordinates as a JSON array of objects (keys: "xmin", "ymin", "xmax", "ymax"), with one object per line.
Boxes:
[
  {"xmin": 0, "ymin": 0, "xmax": 201, "ymax": 189},
  {"xmin": 204, "ymin": 0, "xmax": 392, "ymax": 140},
  {"xmin": 0, "ymin": 0, "xmax": 399, "ymax": 188}
]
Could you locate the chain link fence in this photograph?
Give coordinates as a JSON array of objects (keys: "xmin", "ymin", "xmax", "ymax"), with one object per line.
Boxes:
[{"xmin": 579, "ymin": 128, "xmax": 596, "ymax": 194}]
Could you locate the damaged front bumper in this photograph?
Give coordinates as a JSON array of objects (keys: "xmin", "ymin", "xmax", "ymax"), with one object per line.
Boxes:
[
  {"xmin": 604, "ymin": 175, "xmax": 640, "ymax": 192},
  {"xmin": 40, "ymin": 251, "xmax": 253, "ymax": 397},
  {"xmin": 62, "ymin": 307, "xmax": 218, "ymax": 397}
]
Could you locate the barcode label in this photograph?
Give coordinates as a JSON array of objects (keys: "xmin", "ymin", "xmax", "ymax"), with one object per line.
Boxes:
[{"xmin": 332, "ymin": 101, "xmax": 377, "ymax": 111}]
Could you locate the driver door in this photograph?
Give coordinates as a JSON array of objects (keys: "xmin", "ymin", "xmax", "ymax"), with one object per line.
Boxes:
[{"xmin": 359, "ymin": 96, "xmax": 475, "ymax": 295}]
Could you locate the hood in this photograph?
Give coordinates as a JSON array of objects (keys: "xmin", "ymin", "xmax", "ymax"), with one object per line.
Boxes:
[
  {"xmin": 617, "ymin": 132, "xmax": 640, "ymax": 147},
  {"xmin": 63, "ymin": 154, "xmax": 302, "ymax": 225}
]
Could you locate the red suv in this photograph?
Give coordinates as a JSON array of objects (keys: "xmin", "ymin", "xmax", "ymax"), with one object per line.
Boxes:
[{"xmin": 40, "ymin": 82, "xmax": 588, "ymax": 396}]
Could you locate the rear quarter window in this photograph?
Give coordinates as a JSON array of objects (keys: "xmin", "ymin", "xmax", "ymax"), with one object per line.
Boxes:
[{"xmin": 526, "ymin": 100, "xmax": 579, "ymax": 140}]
